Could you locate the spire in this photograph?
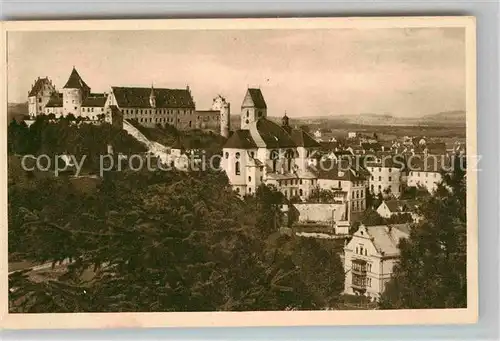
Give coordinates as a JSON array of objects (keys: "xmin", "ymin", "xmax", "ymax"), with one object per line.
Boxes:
[{"xmin": 149, "ymin": 83, "xmax": 156, "ymax": 108}]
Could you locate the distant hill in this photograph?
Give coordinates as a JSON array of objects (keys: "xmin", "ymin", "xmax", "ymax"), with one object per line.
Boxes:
[
  {"xmin": 421, "ymin": 110, "xmax": 466, "ymax": 125},
  {"xmin": 7, "ymin": 102, "xmax": 29, "ymax": 122},
  {"xmin": 291, "ymin": 110, "xmax": 466, "ymax": 127}
]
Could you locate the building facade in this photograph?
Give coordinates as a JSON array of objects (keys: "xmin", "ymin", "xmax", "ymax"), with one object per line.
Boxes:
[
  {"xmin": 344, "ymin": 224, "xmax": 410, "ymax": 301},
  {"xmin": 28, "ymin": 77, "xmax": 56, "ymax": 117},
  {"xmin": 221, "ymin": 88, "xmax": 321, "ymax": 199}
]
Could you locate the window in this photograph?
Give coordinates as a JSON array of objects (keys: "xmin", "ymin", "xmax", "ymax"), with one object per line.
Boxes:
[
  {"xmin": 338, "ymin": 181, "xmax": 341, "ymax": 188},
  {"xmin": 299, "ymin": 189, "xmax": 303, "ymax": 196},
  {"xmin": 360, "ymin": 246, "xmax": 364, "ymax": 255},
  {"xmin": 225, "ymin": 152, "xmax": 229, "ymax": 159},
  {"xmin": 250, "ymin": 151, "xmax": 255, "ymax": 158},
  {"xmin": 360, "ymin": 190, "xmax": 363, "ymax": 198},
  {"xmin": 38, "ymin": 98, "xmax": 42, "ymax": 103},
  {"xmin": 236, "ymin": 188, "xmax": 240, "ymax": 194},
  {"xmin": 371, "ymin": 176, "xmax": 374, "ymax": 180},
  {"xmin": 388, "ymin": 168, "xmax": 392, "ymax": 172},
  {"xmin": 365, "ymin": 249, "xmax": 367, "ymax": 256},
  {"xmin": 378, "ymin": 176, "xmax": 381, "ymax": 181},
  {"xmin": 235, "ymin": 161, "xmax": 240, "ymax": 175},
  {"xmin": 248, "ymin": 176, "xmax": 251, "ymax": 182},
  {"xmin": 235, "ymin": 152, "xmax": 240, "ymax": 159},
  {"xmin": 300, "ymin": 179, "xmax": 303, "ymax": 185},
  {"xmin": 388, "ymin": 176, "xmax": 392, "ymax": 181},
  {"xmin": 248, "ymin": 187, "xmax": 252, "ymax": 193},
  {"xmin": 260, "ymin": 176, "xmax": 263, "ymax": 181},
  {"xmin": 379, "ymin": 167, "xmax": 381, "ymax": 172}
]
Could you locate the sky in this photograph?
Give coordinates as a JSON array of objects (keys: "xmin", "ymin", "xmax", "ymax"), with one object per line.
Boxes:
[{"xmin": 7, "ymin": 27, "xmax": 465, "ymax": 118}]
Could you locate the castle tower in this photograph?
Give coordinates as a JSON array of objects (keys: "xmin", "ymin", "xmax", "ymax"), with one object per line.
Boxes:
[
  {"xmin": 62, "ymin": 67, "xmax": 90, "ymax": 117},
  {"xmin": 212, "ymin": 95, "xmax": 231, "ymax": 138},
  {"xmin": 240, "ymin": 88, "xmax": 267, "ymax": 130}
]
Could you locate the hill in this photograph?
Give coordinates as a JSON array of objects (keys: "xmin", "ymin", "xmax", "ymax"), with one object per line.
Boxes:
[{"xmin": 8, "ymin": 102, "xmax": 29, "ymax": 122}]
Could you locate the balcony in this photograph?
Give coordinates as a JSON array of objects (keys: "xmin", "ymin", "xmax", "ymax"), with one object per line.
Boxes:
[{"xmin": 351, "ymin": 258, "xmax": 367, "ymax": 275}]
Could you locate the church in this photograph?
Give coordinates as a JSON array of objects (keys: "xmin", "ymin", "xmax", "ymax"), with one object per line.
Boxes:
[{"xmin": 221, "ymin": 88, "xmax": 321, "ymax": 200}]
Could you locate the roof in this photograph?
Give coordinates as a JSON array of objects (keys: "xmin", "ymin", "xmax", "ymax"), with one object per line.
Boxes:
[
  {"xmin": 250, "ymin": 118, "xmax": 296, "ymax": 148},
  {"xmin": 365, "ymin": 224, "xmax": 411, "ymax": 257},
  {"xmin": 361, "ymin": 142, "xmax": 382, "ymax": 152},
  {"xmin": 409, "ymin": 156, "xmax": 452, "ymax": 173},
  {"xmin": 223, "ymin": 130, "xmax": 257, "ymax": 149},
  {"xmin": 111, "ymin": 86, "xmax": 195, "ymax": 108},
  {"xmin": 425, "ymin": 142, "xmax": 447, "ymax": 155},
  {"xmin": 82, "ymin": 94, "xmax": 107, "ymax": 107},
  {"xmin": 45, "ymin": 93, "xmax": 63, "ymax": 108},
  {"xmin": 290, "ymin": 129, "xmax": 320, "ymax": 148},
  {"xmin": 243, "ymin": 88, "xmax": 267, "ymax": 109},
  {"xmin": 63, "ymin": 67, "xmax": 90, "ymax": 90},
  {"xmin": 28, "ymin": 77, "xmax": 51, "ymax": 97},
  {"xmin": 196, "ymin": 110, "xmax": 219, "ymax": 115},
  {"xmin": 312, "ymin": 159, "xmax": 367, "ymax": 181}
]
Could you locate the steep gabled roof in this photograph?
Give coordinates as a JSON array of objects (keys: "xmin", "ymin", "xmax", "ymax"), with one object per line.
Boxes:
[
  {"xmin": 243, "ymin": 88, "xmax": 267, "ymax": 109},
  {"xmin": 312, "ymin": 159, "xmax": 367, "ymax": 181},
  {"xmin": 63, "ymin": 67, "xmax": 90, "ymax": 90},
  {"xmin": 290, "ymin": 129, "xmax": 321, "ymax": 148},
  {"xmin": 223, "ymin": 130, "xmax": 257, "ymax": 149},
  {"xmin": 111, "ymin": 87, "xmax": 195, "ymax": 108},
  {"xmin": 45, "ymin": 92, "xmax": 63, "ymax": 108},
  {"xmin": 365, "ymin": 224, "xmax": 410, "ymax": 257},
  {"xmin": 252, "ymin": 118, "xmax": 296, "ymax": 148},
  {"xmin": 82, "ymin": 94, "xmax": 107, "ymax": 107},
  {"xmin": 28, "ymin": 77, "xmax": 51, "ymax": 97}
]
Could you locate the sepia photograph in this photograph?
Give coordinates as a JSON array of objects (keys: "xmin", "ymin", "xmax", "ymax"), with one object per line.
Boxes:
[{"xmin": 1, "ymin": 17, "xmax": 477, "ymax": 328}]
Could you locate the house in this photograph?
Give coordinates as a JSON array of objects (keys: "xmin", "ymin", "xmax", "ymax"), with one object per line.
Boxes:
[
  {"xmin": 28, "ymin": 77, "xmax": 57, "ymax": 117},
  {"xmin": 314, "ymin": 160, "xmax": 368, "ymax": 214},
  {"xmin": 365, "ymin": 154, "xmax": 406, "ymax": 198},
  {"xmin": 347, "ymin": 132, "xmax": 358, "ymax": 139},
  {"xmin": 44, "ymin": 92, "xmax": 64, "ymax": 118},
  {"xmin": 376, "ymin": 199, "xmax": 418, "ymax": 219},
  {"xmin": 344, "ymin": 224, "xmax": 411, "ymax": 300},
  {"xmin": 81, "ymin": 93, "xmax": 108, "ymax": 120},
  {"xmin": 407, "ymin": 156, "xmax": 451, "ymax": 193}
]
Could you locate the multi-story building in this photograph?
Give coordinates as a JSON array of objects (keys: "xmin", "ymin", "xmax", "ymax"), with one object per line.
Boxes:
[
  {"xmin": 28, "ymin": 77, "xmax": 56, "ymax": 117},
  {"xmin": 406, "ymin": 156, "xmax": 451, "ymax": 193},
  {"xmin": 344, "ymin": 223, "xmax": 410, "ymax": 301},
  {"xmin": 365, "ymin": 154, "xmax": 406, "ymax": 198},
  {"xmin": 315, "ymin": 160, "xmax": 368, "ymax": 214},
  {"xmin": 44, "ymin": 92, "xmax": 64, "ymax": 117},
  {"xmin": 81, "ymin": 94, "xmax": 108, "ymax": 120},
  {"xmin": 221, "ymin": 88, "xmax": 320, "ymax": 198}
]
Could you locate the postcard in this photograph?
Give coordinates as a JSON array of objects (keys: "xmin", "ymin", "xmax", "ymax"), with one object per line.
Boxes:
[{"xmin": 0, "ymin": 16, "xmax": 477, "ymax": 329}]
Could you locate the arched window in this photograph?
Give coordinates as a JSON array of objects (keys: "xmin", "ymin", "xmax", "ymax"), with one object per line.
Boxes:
[
  {"xmin": 299, "ymin": 189, "xmax": 303, "ymax": 196},
  {"xmin": 235, "ymin": 152, "xmax": 240, "ymax": 159},
  {"xmin": 248, "ymin": 176, "xmax": 251, "ymax": 182},
  {"xmin": 235, "ymin": 161, "xmax": 240, "ymax": 175},
  {"xmin": 225, "ymin": 152, "xmax": 229, "ymax": 159}
]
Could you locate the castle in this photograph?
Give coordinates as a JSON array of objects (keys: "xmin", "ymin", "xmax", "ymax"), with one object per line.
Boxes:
[{"xmin": 28, "ymin": 67, "xmax": 231, "ymax": 137}]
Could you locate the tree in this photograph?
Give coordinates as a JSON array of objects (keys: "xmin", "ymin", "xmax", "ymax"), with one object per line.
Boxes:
[
  {"xmin": 359, "ymin": 208, "xmax": 385, "ymax": 226},
  {"xmin": 379, "ymin": 160, "xmax": 466, "ymax": 309},
  {"xmin": 308, "ymin": 186, "xmax": 335, "ymax": 203}
]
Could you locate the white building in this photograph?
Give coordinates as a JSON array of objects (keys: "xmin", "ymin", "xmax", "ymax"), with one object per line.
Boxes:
[
  {"xmin": 221, "ymin": 88, "xmax": 321, "ymax": 199},
  {"xmin": 344, "ymin": 224, "xmax": 410, "ymax": 300},
  {"xmin": 315, "ymin": 160, "xmax": 369, "ymax": 214},
  {"xmin": 28, "ymin": 77, "xmax": 56, "ymax": 117},
  {"xmin": 366, "ymin": 155, "xmax": 405, "ymax": 198}
]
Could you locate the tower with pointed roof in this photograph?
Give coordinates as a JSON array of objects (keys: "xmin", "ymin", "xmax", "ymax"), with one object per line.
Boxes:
[
  {"xmin": 240, "ymin": 88, "xmax": 267, "ymax": 130},
  {"xmin": 62, "ymin": 67, "xmax": 91, "ymax": 117},
  {"xmin": 149, "ymin": 85, "xmax": 156, "ymax": 108}
]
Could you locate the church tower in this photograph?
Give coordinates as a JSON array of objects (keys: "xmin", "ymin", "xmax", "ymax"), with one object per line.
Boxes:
[
  {"xmin": 240, "ymin": 88, "xmax": 267, "ymax": 130},
  {"xmin": 62, "ymin": 67, "xmax": 90, "ymax": 117},
  {"xmin": 281, "ymin": 112, "xmax": 291, "ymax": 134}
]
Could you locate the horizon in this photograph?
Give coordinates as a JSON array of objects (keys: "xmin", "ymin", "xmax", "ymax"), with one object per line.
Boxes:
[{"xmin": 7, "ymin": 28, "xmax": 465, "ymax": 118}]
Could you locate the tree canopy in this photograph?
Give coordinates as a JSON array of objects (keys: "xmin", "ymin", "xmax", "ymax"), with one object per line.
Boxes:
[{"xmin": 380, "ymin": 156, "xmax": 467, "ymax": 309}]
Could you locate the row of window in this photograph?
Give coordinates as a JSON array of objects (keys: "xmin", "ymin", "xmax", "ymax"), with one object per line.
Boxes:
[
  {"xmin": 352, "ymin": 275, "xmax": 372, "ymax": 288},
  {"xmin": 410, "ymin": 171, "xmax": 439, "ymax": 177},
  {"xmin": 371, "ymin": 175, "xmax": 399, "ymax": 182},
  {"xmin": 352, "ymin": 262, "xmax": 372, "ymax": 272},
  {"xmin": 352, "ymin": 189, "xmax": 364, "ymax": 199},
  {"xmin": 352, "ymin": 200, "xmax": 365, "ymax": 211},
  {"xmin": 82, "ymin": 107, "xmax": 103, "ymax": 112},
  {"xmin": 369, "ymin": 167, "xmax": 396, "ymax": 173},
  {"xmin": 122, "ymin": 108, "xmax": 194, "ymax": 116}
]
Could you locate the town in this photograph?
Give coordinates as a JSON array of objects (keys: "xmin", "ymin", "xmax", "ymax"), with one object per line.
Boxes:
[{"xmin": 8, "ymin": 66, "xmax": 467, "ymax": 310}]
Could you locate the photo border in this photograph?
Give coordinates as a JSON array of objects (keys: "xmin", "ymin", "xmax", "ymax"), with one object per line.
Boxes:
[{"xmin": 0, "ymin": 16, "xmax": 478, "ymax": 329}]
